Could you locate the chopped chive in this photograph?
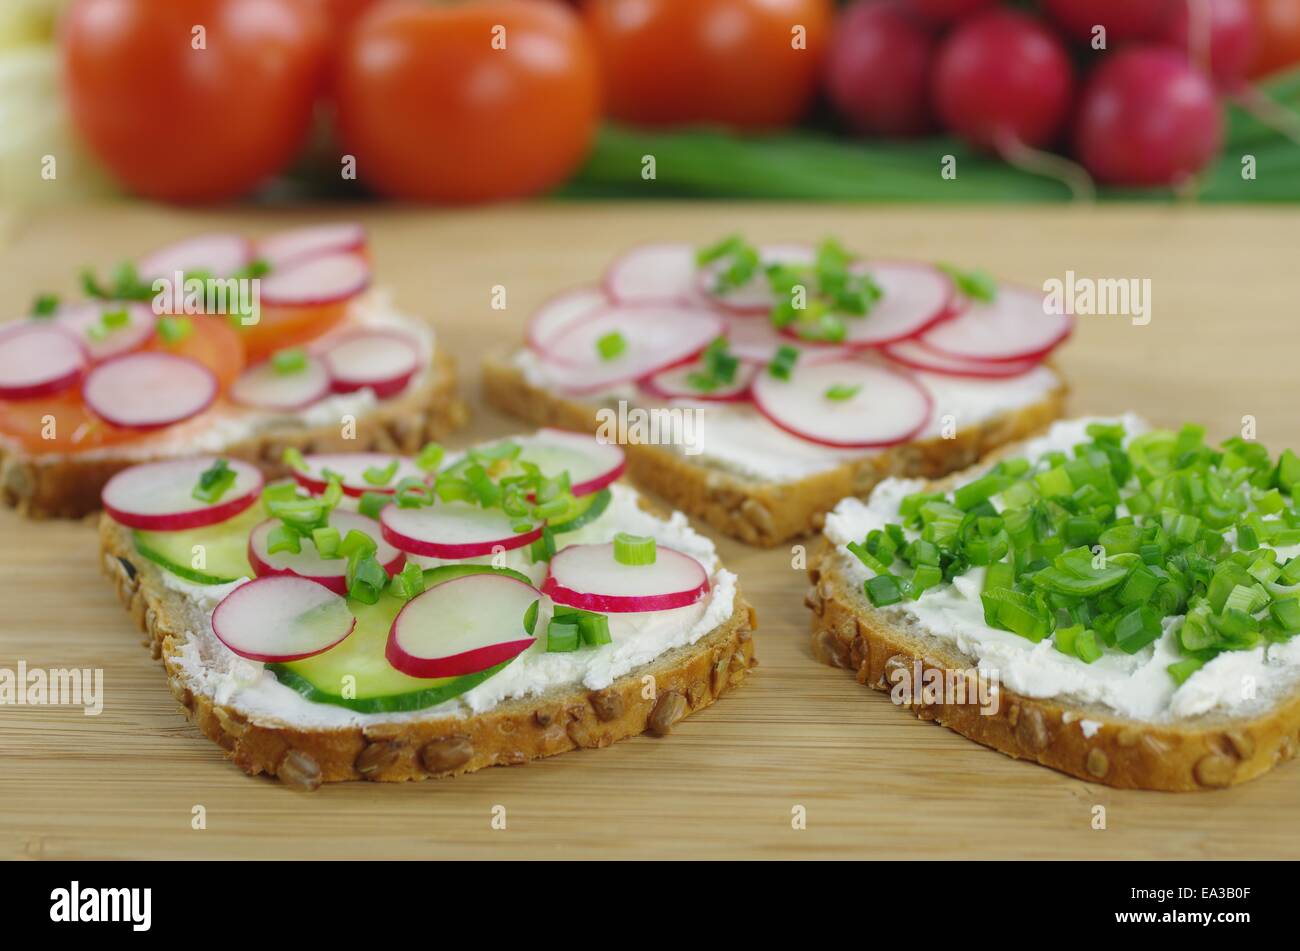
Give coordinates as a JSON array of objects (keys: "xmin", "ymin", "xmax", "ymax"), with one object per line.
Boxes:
[
  {"xmin": 613, "ymin": 532, "xmax": 656, "ymax": 566},
  {"xmin": 191, "ymin": 458, "xmax": 236, "ymax": 504},
  {"xmin": 768, "ymin": 344, "xmax": 799, "ymax": 380},
  {"xmin": 596, "ymin": 331, "xmax": 626, "ymax": 361}
]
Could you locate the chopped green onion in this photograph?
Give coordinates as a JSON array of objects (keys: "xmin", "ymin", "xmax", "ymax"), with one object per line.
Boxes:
[
  {"xmin": 546, "ymin": 619, "xmax": 580, "ymax": 653},
  {"xmin": 338, "ymin": 529, "xmax": 378, "ymax": 562},
  {"xmin": 388, "ymin": 562, "xmax": 425, "ymax": 602},
  {"xmin": 191, "ymin": 458, "xmax": 236, "ymax": 504},
  {"xmin": 824, "ymin": 383, "xmax": 861, "ymax": 402},
  {"xmin": 157, "ymin": 315, "xmax": 193, "ymax": 344},
  {"xmin": 865, "ymin": 574, "xmax": 903, "ymax": 607},
  {"xmin": 30, "ymin": 293, "xmax": 59, "ymax": 318},
  {"xmin": 358, "ymin": 491, "xmax": 389, "ymax": 520},
  {"xmin": 523, "ymin": 599, "xmax": 540, "ymax": 636},
  {"xmin": 613, "ymin": 532, "xmax": 656, "ymax": 566},
  {"xmin": 596, "ymin": 331, "xmax": 626, "ymax": 361},
  {"xmin": 311, "ymin": 527, "xmax": 341, "ymax": 559},
  {"xmin": 271, "ymin": 348, "xmax": 308, "ymax": 375},
  {"xmin": 363, "ymin": 459, "xmax": 400, "ymax": 486},
  {"xmin": 768, "ymin": 344, "xmax": 800, "ymax": 380},
  {"xmin": 281, "ymin": 446, "xmax": 308, "ymax": 471},
  {"xmin": 938, "ymin": 263, "xmax": 997, "ymax": 303},
  {"xmin": 266, "ymin": 524, "xmax": 302, "ymax": 556},
  {"xmin": 578, "ymin": 612, "xmax": 612, "ymax": 646},
  {"xmin": 416, "ymin": 442, "xmax": 445, "ymax": 472},
  {"xmin": 347, "ymin": 554, "xmax": 388, "ymax": 605}
]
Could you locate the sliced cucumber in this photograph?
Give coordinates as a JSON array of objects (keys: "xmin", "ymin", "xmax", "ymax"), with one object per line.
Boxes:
[
  {"xmin": 548, "ymin": 487, "xmax": 611, "ymax": 534},
  {"xmin": 422, "ymin": 563, "xmax": 533, "ymax": 587},
  {"xmin": 133, "ymin": 504, "xmax": 263, "ymax": 584},
  {"xmin": 267, "ymin": 593, "xmax": 509, "ymax": 713}
]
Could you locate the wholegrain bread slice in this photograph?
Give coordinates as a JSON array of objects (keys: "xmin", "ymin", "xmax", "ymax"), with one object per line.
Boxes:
[
  {"xmin": 2, "ymin": 348, "xmax": 467, "ymax": 520},
  {"xmin": 98, "ymin": 510, "xmax": 757, "ymax": 789},
  {"xmin": 805, "ymin": 452, "xmax": 1300, "ymax": 792},
  {"xmin": 482, "ymin": 349, "xmax": 1067, "ymax": 547}
]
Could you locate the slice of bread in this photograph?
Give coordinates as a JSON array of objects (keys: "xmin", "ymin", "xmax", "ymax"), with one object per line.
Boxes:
[
  {"xmin": 482, "ymin": 348, "xmax": 1067, "ymax": 547},
  {"xmin": 97, "ymin": 506, "xmax": 757, "ymax": 789},
  {"xmin": 2, "ymin": 348, "xmax": 467, "ymax": 520},
  {"xmin": 806, "ymin": 454, "xmax": 1300, "ymax": 792}
]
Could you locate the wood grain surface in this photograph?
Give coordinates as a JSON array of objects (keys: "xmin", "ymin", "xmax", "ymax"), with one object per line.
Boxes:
[{"xmin": 2, "ymin": 203, "xmax": 1299, "ymax": 860}]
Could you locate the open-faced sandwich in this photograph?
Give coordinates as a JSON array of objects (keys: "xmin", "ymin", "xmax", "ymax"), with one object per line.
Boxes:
[
  {"xmin": 483, "ymin": 236, "xmax": 1069, "ymax": 547},
  {"xmin": 1, "ymin": 224, "xmax": 465, "ymax": 519},
  {"xmin": 98, "ymin": 429, "xmax": 755, "ymax": 788},
  {"xmin": 808, "ymin": 415, "xmax": 1300, "ymax": 791}
]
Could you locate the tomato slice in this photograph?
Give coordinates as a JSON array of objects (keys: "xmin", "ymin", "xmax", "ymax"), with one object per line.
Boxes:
[
  {"xmin": 146, "ymin": 316, "xmax": 246, "ymax": 391},
  {"xmin": 239, "ymin": 301, "xmax": 350, "ymax": 364},
  {"xmin": 0, "ymin": 389, "xmax": 145, "ymax": 454}
]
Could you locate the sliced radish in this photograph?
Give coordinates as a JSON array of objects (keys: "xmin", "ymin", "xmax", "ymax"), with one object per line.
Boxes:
[
  {"xmin": 918, "ymin": 284, "xmax": 1073, "ymax": 363},
  {"xmin": 0, "ymin": 323, "xmax": 86, "ymax": 399},
  {"xmin": 257, "ymin": 223, "xmax": 366, "ymax": 270},
  {"xmin": 53, "ymin": 302, "xmax": 158, "ymax": 362},
  {"xmin": 750, "ymin": 355, "xmax": 932, "ymax": 449},
  {"xmin": 542, "ymin": 543, "xmax": 710, "ymax": 613},
  {"xmin": 604, "ymin": 243, "xmax": 702, "ymax": 304},
  {"xmin": 381, "ymin": 501, "xmax": 541, "ymax": 559},
  {"xmin": 698, "ymin": 243, "xmax": 815, "ymax": 314},
  {"xmin": 725, "ymin": 318, "xmax": 844, "ymax": 364},
  {"xmin": 137, "ymin": 233, "xmax": 252, "ymax": 282},
  {"xmin": 824, "ymin": 262, "xmax": 956, "ymax": 348},
  {"xmin": 229, "ymin": 354, "xmax": 330, "ymax": 411},
  {"xmin": 248, "ymin": 510, "xmax": 405, "ymax": 595},
  {"xmin": 82, "ymin": 352, "xmax": 217, "ymax": 429},
  {"xmin": 641, "ymin": 358, "xmax": 759, "ymax": 403},
  {"xmin": 319, "ymin": 328, "xmax": 419, "ymax": 399},
  {"xmin": 537, "ymin": 305, "xmax": 725, "ymax": 394},
  {"xmin": 102, "ymin": 457, "xmax": 263, "ymax": 530},
  {"xmin": 882, "ymin": 339, "xmax": 1041, "ymax": 379},
  {"xmin": 212, "ymin": 576, "xmax": 356, "ymax": 663},
  {"xmin": 259, "ymin": 251, "xmax": 371, "ymax": 307},
  {"xmin": 514, "ymin": 428, "xmax": 627, "ymax": 497},
  {"xmin": 386, "ymin": 573, "xmax": 537, "ymax": 679},
  {"xmin": 291, "ymin": 452, "xmax": 427, "ymax": 498},
  {"xmin": 525, "ymin": 286, "xmax": 607, "ymax": 352}
]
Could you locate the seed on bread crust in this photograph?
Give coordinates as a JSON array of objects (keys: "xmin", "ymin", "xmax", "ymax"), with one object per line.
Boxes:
[
  {"xmin": 648, "ymin": 690, "xmax": 687, "ymax": 736},
  {"xmin": 1015, "ymin": 706, "xmax": 1050, "ymax": 753},
  {"xmin": 589, "ymin": 688, "xmax": 624, "ymax": 722},
  {"xmin": 278, "ymin": 750, "xmax": 322, "ymax": 791},
  {"xmin": 711, "ymin": 652, "xmax": 732, "ymax": 696},
  {"xmin": 421, "ymin": 735, "xmax": 474, "ymax": 775},
  {"xmin": 356, "ymin": 741, "xmax": 402, "ymax": 778},
  {"xmin": 1223, "ymin": 730, "xmax": 1255, "ymax": 760},
  {"xmin": 1085, "ymin": 748, "xmax": 1110, "ymax": 779},
  {"xmin": 1194, "ymin": 753, "xmax": 1237, "ymax": 789}
]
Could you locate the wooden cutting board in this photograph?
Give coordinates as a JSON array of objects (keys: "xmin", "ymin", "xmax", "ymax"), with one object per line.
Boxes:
[{"xmin": 2, "ymin": 203, "xmax": 1299, "ymax": 860}]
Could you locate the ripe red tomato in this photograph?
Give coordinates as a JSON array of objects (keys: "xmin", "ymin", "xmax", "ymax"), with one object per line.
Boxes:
[
  {"xmin": 584, "ymin": 0, "xmax": 833, "ymax": 130},
  {"xmin": 333, "ymin": 0, "xmax": 601, "ymax": 203},
  {"xmin": 1248, "ymin": 0, "xmax": 1300, "ymax": 76},
  {"xmin": 61, "ymin": 0, "xmax": 330, "ymax": 203}
]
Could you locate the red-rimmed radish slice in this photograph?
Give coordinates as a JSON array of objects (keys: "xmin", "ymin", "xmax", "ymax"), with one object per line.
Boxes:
[
  {"xmin": 698, "ymin": 242, "xmax": 815, "ymax": 314},
  {"xmin": 291, "ymin": 452, "xmax": 427, "ymax": 498},
  {"xmin": 53, "ymin": 302, "xmax": 158, "ymax": 362},
  {"xmin": 381, "ymin": 501, "xmax": 542, "ymax": 559},
  {"xmin": 248, "ymin": 510, "xmax": 405, "ymax": 595},
  {"xmin": 212, "ymin": 576, "xmax": 356, "ymax": 662},
  {"xmin": 525, "ymin": 286, "xmax": 607, "ymax": 352},
  {"xmin": 725, "ymin": 318, "xmax": 844, "ymax": 364},
  {"xmin": 882, "ymin": 339, "xmax": 1041, "ymax": 379},
  {"xmin": 918, "ymin": 284, "xmax": 1073, "ymax": 363},
  {"xmin": 257, "ymin": 223, "xmax": 366, "ymax": 269},
  {"xmin": 537, "ymin": 305, "xmax": 725, "ymax": 394},
  {"xmin": 82, "ymin": 351, "xmax": 217, "ymax": 429},
  {"xmin": 750, "ymin": 355, "xmax": 932, "ymax": 449},
  {"xmin": 137, "ymin": 233, "xmax": 252, "ymax": 282},
  {"xmin": 604, "ymin": 243, "xmax": 701, "ymax": 304},
  {"xmin": 640, "ymin": 358, "xmax": 759, "ymax": 403},
  {"xmin": 542, "ymin": 543, "xmax": 710, "ymax": 613},
  {"xmin": 259, "ymin": 251, "xmax": 371, "ymax": 307},
  {"xmin": 826, "ymin": 262, "xmax": 956, "ymax": 349},
  {"xmin": 0, "ymin": 323, "xmax": 87, "ymax": 399},
  {"xmin": 515, "ymin": 428, "xmax": 627, "ymax": 497},
  {"xmin": 386, "ymin": 573, "xmax": 537, "ymax": 678},
  {"xmin": 229, "ymin": 354, "xmax": 330, "ymax": 411},
  {"xmin": 101, "ymin": 456, "xmax": 263, "ymax": 530},
  {"xmin": 319, "ymin": 328, "xmax": 419, "ymax": 399}
]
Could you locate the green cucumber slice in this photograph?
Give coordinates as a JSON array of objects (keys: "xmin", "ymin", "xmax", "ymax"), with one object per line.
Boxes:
[
  {"xmin": 133, "ymin": 505, "xmax": 263, "ymax": 584},
  {"xmin": 422, "ymin": 564, "xmax": 533, "ymax": 587},
  {"xmin": 267, "ymin": 593, "xmax": 510, "ymax": 713},
  {"xmin": 548, "ymin": 487, "xmax": 611, "ymax": 534}
]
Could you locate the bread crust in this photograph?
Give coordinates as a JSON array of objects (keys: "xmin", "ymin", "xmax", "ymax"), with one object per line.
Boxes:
[
  {"xmin": 804, "ymin": 427, "xmax": 1300, "ymax": 793},
  {"xmin": 98, "ymin": 511, "xmax": 757, "ymax": 789},
  {"xmin": 1, "ymin": 348, "xmax": 468, "ymax": 520},
  {"xmin": 481, "ymin": 350, "xmax": 1067, "ymax": 547}
]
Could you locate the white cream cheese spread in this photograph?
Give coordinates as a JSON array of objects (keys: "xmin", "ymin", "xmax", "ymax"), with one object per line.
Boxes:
[{"xmin": 824, "ymin": 415, "xmax": 1300, "ymax": 723}]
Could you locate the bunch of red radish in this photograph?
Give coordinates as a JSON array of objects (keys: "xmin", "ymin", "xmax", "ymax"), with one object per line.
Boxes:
[{"xmin": 824, "ymin": 0, "xmax": 1268, "ymax": 187}]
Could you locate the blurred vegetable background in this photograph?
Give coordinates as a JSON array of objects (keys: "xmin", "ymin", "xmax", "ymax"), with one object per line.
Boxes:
[{"xmin": 5, "ymin": 0, "xmax": 1300, "ymax": 206}]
